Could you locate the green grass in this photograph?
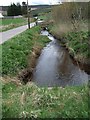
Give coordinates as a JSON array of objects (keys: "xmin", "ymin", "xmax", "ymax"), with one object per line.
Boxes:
[
  {"xmin": 0, "ymin": 18, "xmax": 27, "ymax": 26},
  {"xmin": 1, "ymin": 21, "xmax": 89, "ymax": 119},
  {"xmin": 0, "ymin": 18, "xmax": 28, "ymax": 32},
  {"xmin": 31, "ymin": 7, "xmax": 51, "ymax": 17},
  {"xmin": 1, "ymin": 26, "xmax": 50, "ymax": 76},
  {"xmin": 65, "ymin": 31, "xmax": 90, "ymax": 61},
  {"xmin": 2, "ymin": 80, "xmax": 88, "ymax": 118},
  {"xmin": 38, "ymin": 15, "xmax": 48, "ymax": 20}
]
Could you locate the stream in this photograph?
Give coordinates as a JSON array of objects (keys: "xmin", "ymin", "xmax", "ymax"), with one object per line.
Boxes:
[{"xmin": 33, "ymin": 30, "xmax": 88, "ymax": 87}]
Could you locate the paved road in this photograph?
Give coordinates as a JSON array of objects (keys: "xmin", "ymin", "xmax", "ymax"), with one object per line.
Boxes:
[{"xmin": 0, "ymin": 22, "xmax": 35, "ymax": 44}]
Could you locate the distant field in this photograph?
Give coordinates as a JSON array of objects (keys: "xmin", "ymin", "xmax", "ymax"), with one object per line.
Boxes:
[
  {"xmin": 0, "ymin": 18, "xmax": 27, "ymax": 26},
  {"xmin": 31, "ymin": 7, "xmax": 51, "ymax": 18},
  {"xmin": 0, "ymin": 18, "xmax": 28, "ymax": 31}
]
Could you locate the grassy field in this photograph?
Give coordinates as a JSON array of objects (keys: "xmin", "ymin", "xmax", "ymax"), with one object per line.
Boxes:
[
  {"xmin": 1, "ymin": 26, "xmax": 50, "ymax": 76},
  {"xmin": 2, "ymin": 78, "xmax": 88, "ymax": 118},
  {"xmin": 0, "ymin": 18, "xmax": 27, "ymax": 32},
  {"xmin": 0, "ymin": 17, "xmax": 37, "ymax": 32},
  {"xmin": 1, "ymin": 18, "xmax": 27, "ymax": 26},
  {"xmin": 38, "ymin": 15, "xmax": 47, "ymax": 20},
  {"xmin": 31, "ymin": 7, "xmax": 51, "ymax": 17}
]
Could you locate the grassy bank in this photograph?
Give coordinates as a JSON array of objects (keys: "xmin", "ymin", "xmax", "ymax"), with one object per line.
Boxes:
[
  {"xmin": 48, "ymin": 22, "xmax": 89, "ymax": 64},
  {"xmin": 2, "ymin": 78, "xmax": 88, "ymax": 118},
  {"xmin": 1, "ymin": 26, "xmax": 50, "ymax": 76},
  {"xmin": 65, "ymin": 31, "xmax": 90, "ymax": 63},
  {"xmin": 48, "ymin": 3, "xmax": 89, "ymax": 64}
]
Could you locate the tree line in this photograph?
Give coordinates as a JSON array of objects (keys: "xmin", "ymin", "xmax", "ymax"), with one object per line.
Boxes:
[{"xmin": 7, "ymin": 2, "xmax": 27, "ymax": 16}]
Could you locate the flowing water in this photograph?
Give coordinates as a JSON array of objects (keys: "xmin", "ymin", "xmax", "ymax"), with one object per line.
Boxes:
[{"xmin": 33, "ymin": 30, "xmax": 88, "ymax": 87}]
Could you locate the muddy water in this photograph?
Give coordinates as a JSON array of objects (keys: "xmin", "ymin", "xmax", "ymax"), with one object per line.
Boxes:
[{"xmin": 33, "ymin": 30, "xmax": 88, "ymax": 87}]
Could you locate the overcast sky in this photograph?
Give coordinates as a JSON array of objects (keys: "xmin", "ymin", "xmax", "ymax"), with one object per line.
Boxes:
[
  {"xmin": 0, "ymin": 0, "xmax": 88, "ymax": 6},
  {"xmin": 0, "ymin": 0, "xmax": 61, "ymax": 6}
]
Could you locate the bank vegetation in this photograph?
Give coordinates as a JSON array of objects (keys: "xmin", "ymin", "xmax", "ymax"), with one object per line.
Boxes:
[{"xmin": 48, "ymin": 2, "xmax": 89, "ymax": 66}]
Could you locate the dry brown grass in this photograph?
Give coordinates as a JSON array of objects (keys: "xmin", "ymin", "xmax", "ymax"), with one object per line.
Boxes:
[
  {"xmin": 1, "ymin": 76, "xmax": 22, "ymax": 86},
  {"xmin": 51, "ymin": 22, "xmax": 73, "ymax": 38},
  {"xmin": 51, "ymin": 2, "xmax": 88, "ymax": 37},
  {"xmin": 27, "ymin": 43, "xmax": 43, "ymax": 69},
  {"xmin": 40, "ymin": 20, "xmax": 54, "ymax": 28},
  {"xmin": 51, "ymin": 21, "xmax": 88, "ymax": 38}
]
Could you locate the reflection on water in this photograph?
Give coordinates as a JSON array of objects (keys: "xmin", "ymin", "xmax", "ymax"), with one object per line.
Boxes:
[{"xmin": 33, "ymin": 30, "xmax": 88, "ymax": 87}]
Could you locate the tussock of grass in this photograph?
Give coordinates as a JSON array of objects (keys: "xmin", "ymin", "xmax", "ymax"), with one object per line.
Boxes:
[
  {"xmin": 2, "ymin": 78, "xmax": 88, "ymax": 118},
  {"xmin": 1, "ymin": 26, "xmax": 50, "ymax": 76}
]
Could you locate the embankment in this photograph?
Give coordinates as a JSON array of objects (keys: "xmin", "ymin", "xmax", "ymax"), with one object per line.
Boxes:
[{"xmin": 2, "ymin": 26, "xmax": 50, "ymax": 83}]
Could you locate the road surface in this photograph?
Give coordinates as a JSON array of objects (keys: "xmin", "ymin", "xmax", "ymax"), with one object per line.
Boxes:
[{"xmin": 0, "ymin": 22, "xmax": 35, "ymax": 44}]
